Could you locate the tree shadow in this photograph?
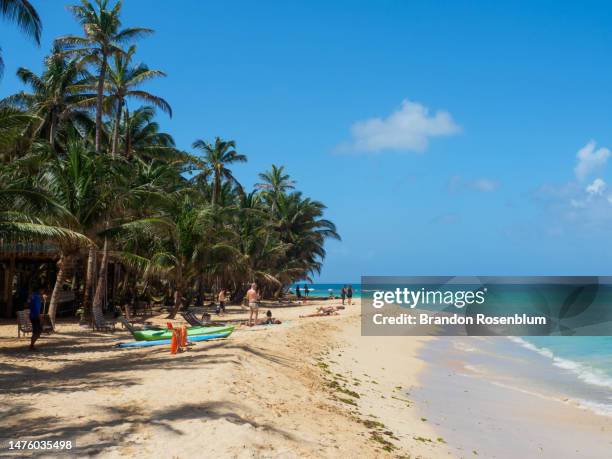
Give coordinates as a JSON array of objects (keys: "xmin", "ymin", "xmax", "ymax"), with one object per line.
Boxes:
[
  {"xmin": 0, "ymin": 344, "xmax": 240, "ymax": 396},
  {"xmin": 3, "ymin": 400, "xmax": 297, "ymax": 457}
]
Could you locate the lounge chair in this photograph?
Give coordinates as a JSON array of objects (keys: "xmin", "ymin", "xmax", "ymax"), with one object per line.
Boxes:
[
  {"xmin": 118, "ymin": 316, "xmax": 162, "ymax": 338},
  {"xmin": 17, "ymin": 310, "xmax": 32, "ymax": 338},
  {"xmin": 41, "ymin": 314, "xmax": 54, "ymax": 333},
  {"xmin": 93, "ymin": 308, "xmax": 116, "ymax": 332},
  {"xmin": 117, "ymin": 316, "xmax": 137, "ymax": 335},
  {"xmin": 180, "ymin": 311, "xmax": 203, "ymax": 326},
  {"xmin": 122, "ymin": 304, "xmax": 146, "ymax": 325}
]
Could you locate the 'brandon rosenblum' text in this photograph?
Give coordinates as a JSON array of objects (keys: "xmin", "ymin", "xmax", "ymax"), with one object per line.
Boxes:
[{"xmin": 372, "ymin": 313, "xmax": 547, "ymax": 326}]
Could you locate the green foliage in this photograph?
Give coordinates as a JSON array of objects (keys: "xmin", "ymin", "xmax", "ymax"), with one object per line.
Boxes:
[{"xmin": 0, "ymin": 0, "xmax": 339, "ymax": 319}]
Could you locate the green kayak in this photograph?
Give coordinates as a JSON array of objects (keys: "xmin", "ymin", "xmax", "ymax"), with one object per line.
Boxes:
[{"xmin": 132, "ymin": 325, "xmax": 234, "ymax": 341}]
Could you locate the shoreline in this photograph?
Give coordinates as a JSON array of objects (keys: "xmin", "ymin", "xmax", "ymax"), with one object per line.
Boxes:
[
  {"xmin": 413, "ymin": 336, "xmax": 612, "ymax": 458},
  {"xmin": 1, "ymin": 299, "xmax": 610, "ymax": 458}
]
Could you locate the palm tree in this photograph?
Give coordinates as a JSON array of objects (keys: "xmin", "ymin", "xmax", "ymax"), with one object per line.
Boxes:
[
  {"xmin": 192, "ymin": 137, "xmax": 247, "ymax": 206},
  {"xmin": 100, "ymin": 45, "xmax": 171, "ymax": 155},
  {"xmin": 121, "ymin": 106, "xmax": 175, "ymax": 158},
  {"xmin": 112, "ymin": 194, "xmax": 218, "ymax": 318},
  {"xmin": 274, "ymin": 192, "xmax": 340, "ymax": 281},
  {"xmin": 0, "ymin": 106, "xmax": 35, "ymax": 162},
  {"xmin": 0, "ymin": 143, "xmax": 101, "ymax": 323},
  {"xmin": 0, "ymin": 0, "xmax": 42, "ymax": 77},
  {"xmin": 256, "ymin": 164, "xmax": 295, "ymax": 215},
  {"xmin": 55, "ymin": 0, "xmax": 153, "ymax": 152},
  {"xmin": 3, "ymin": 51, "xmax": 92, "ymax": 146},
  {"xmin": 227, "ymin": 191, "xmax": 288, "ymax": 295}
]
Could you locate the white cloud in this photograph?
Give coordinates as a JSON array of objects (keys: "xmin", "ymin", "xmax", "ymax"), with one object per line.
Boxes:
[
  {"xmin": 339, "ymin": 99, "xmax": 460, "ymax": 153},
  {"xmin": 448, "ymin": 175, "xmax": 499, "ymax": 193},
  {"xmin": 586, "ymin": 178, "xmax": 606, "ymax": 196},
  {"xmin": 531, "ymin": 143, "xmax": 612, "ymax": 231},
  {"xmin": 575, "ymin": 141, "xmax": 610, "ymax": 181},
  {"xmin": 535, "ymin": 178, "xmax": 612, "ymax": 229}
]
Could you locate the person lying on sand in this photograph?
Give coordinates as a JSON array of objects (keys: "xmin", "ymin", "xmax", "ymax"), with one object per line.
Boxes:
[
  {"xmin": 243, "ymin": 311, "xmax": 282, "ymax": 326},
  {"xmin": 261, "ymin": 310, "xmax": 281, "ymax": 325},
  {"xmin": 300, "ymin": 306, "xmax": 340, "ymax": 318}
]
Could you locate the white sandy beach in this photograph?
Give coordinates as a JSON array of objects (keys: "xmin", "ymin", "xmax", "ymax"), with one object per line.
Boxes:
[{"xmin": 0, "ymin": 299, "xmax": 610, "ymax": 458}]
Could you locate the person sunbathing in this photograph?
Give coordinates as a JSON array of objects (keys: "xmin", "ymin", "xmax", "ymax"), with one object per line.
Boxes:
[
  {"xmin": 260, "ymin": 310, "xmax": 281, "ymax": 325},
  {"xmin": 300, "ymin": 306, "xmax": 340, "ymax": 318},
  {"xmin": 243, "ymin": 310, "xmax": 282, "ymax": 326}
]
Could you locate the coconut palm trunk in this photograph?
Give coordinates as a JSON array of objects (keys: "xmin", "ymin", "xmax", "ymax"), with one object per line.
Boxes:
[
  {"xmin": 49, "ymin": 110, "xmax": 57, "ymax": 146},
  {"xmin": 212, "ymin": 172, "xmax": 221, "ymax": 206},
  {"xmin": 168, "ymin": 264, "xmax": 183, "ymax": 319},
  {"xmin": 95, "ymin": 53, "xmax": 108, "ymax": 153},
  {"xmin": 123, "ymin": 106, "xmax": 130, "ymax": 156},
  {"xmin": 92, "ymin": 237, "xmax": 109, "ymax": 318},
  {"xmin": 48, "ymin": 254, "xmax": 71, "ymax": 326},
  {"xmin": 111, "ymin": 98, "xmax": 124, "ymax": 156},
  {"xmin": 168, "ymin": 286, "xmax": 182, "ymax": 319},
  {"xmin": 83, "ymin": 245, "xmax": 96, "ymax": 320}
]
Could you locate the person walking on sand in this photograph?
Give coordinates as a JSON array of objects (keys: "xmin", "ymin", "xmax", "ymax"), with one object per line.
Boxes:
[
  {"xmin": 216, "ymin": 288, "xmax": 227, "ymax": 316},
  {"xmin": 347, "ymin": 285, "xmax": 353, "ymax": 306},
  {"xmin": 247, "ymin": 283, "xmax": 260, "ymax": 326},
  {"xmin": 29, "ymin": 287, "xmax": 44, "ymax": 351},
  {"xmin": 341, "ymin": 285, "xmax": 347, "ymax": 305}
]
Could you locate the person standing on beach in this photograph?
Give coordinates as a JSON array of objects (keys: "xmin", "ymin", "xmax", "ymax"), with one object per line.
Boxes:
[
  {"xmin": 296, "ymin": 285, "xmax": 301, "ymax": 300},
  {"xmin": 216, "ymin": 289, "xmax": 226, "ymax": 316},
  {"xmin": 341, "ymin": 286, "xmax": 346, "ymax": 305},
  {"xmin": 304, "ymin": 284, "xmax": 309, "ymax": 298},
  {"xmin": 247, "ymin": 283, "xmax": 260, "ymax": 326},
  {"xmin": 29, "ymin": 287, "xmax": 44, "ymax": 351},
  {"xmin": 347, "ymin": 285, "xmax": 353, "ymax": 306}
]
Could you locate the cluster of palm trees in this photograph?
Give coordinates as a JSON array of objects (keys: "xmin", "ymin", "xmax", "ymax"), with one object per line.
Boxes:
[{"xmin": 0, "ymin": 0, "xmax": 339, "ymax": 322}]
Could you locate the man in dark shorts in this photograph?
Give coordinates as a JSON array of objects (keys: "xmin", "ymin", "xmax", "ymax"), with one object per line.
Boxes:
[
  {"xmin": 347, "ymin": 285, "xmax": 353, "ymax": 306},
  {"xmin": 29, "ymin": 288, "xmax": 44, "ymax": 351}
]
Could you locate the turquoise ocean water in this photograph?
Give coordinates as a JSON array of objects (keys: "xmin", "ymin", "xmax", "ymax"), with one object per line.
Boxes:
[
  {"xmin": 512, "ymin": 336, "xmax": 612, "ymax": 414},
  {"xmin": 290, "ymin": 283, "xmax": 361, "ymax": 297}
]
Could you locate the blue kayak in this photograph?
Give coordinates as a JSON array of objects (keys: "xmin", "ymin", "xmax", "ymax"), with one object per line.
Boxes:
[{"xmin": 117, "ymin": 331, "xmax": 231, "ymax": 348}]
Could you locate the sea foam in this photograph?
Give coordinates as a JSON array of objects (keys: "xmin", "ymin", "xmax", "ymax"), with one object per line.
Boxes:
[{"xmin": 508, "ymin": 337, "xmax": 612, "ymax": 391}]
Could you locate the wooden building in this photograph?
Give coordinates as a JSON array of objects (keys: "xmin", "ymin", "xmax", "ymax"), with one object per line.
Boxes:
[{"xmin": 0, "ymin": 241, "xmax": 59, "ymax": 318}]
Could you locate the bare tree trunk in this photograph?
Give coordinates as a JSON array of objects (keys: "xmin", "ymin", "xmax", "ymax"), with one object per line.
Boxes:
[
  {"xmin": 168, "ymin": 287, "xmax": 182, "ymax": 319},
  {"xmin": 49, "ymin": 111, "xmax": 57, "ymax": 146},
  {"xmin": 48, "ymin": 254, "xmax": 70, "ymax": 326},
  {"xmin": 83, "ymin": 245, "xmax": 96, "ymax": 322},
  {"xmin": 111, "ymin": 98, "xmax": 123, "ymax": 156},
  {"xmin": 95, "ymin": 53, "xmax": 108, "ymax": 153},
  {"xmin": 92, "ymin": 238, "xmax": 109, "ymax": 318},
  {"xmin": 124, "ymin": 106, "xmax": 131, "ymax": 157},
  {"xmin": 212, "ymin": 173, "xmax": 221, "ymax": 206}
]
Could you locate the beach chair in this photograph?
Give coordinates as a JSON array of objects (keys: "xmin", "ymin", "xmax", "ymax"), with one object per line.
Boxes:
[
  {"xmin": 17, "ymin": 310, "xmax": 32, "ymax": 338},
  {"xmin": 41, "ymin": 314, "xmax": 54, "ymax": 333},
  {"xmin": 180, "ymin": 311, "xmax": 203, "ymax": 327},
  {"xmin": 118, "ymin": 316, "xmax": 161, "ymax": 337},
  {"xmin": 118, "ymin": 316, "xmax": 137, "ymax": 334},
  {"xmin": 93, "ymin": 308, "xmax": 116, "ymax": 332},
  {"xmin": 122, "ymin": 304, "xmax": 146, "ymax": 325}
]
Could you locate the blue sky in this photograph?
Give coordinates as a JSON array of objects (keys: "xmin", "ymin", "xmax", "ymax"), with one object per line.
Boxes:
[{"xmin": 4, "ymin": 1, "xmax": 612, "ymax": 281}]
